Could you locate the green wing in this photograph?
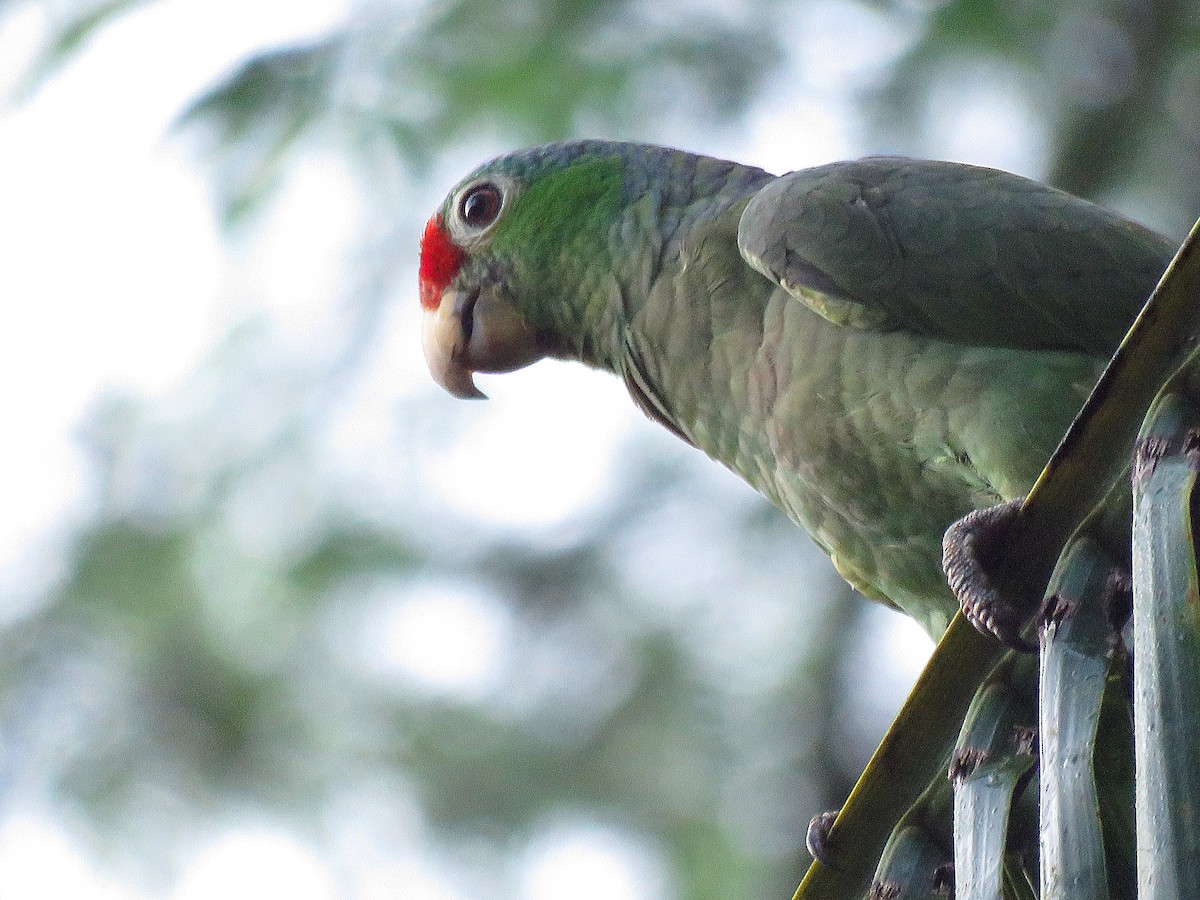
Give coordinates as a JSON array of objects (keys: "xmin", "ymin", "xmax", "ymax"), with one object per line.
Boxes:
[{"xmin": 736, "ymin": 158, "xmax": 1175, "ymax": 355}]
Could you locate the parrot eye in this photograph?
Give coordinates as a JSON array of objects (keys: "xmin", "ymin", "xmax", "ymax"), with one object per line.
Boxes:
[{"xmin": 458, "ymin": 183, "xmax": 503, "ymax": 228}]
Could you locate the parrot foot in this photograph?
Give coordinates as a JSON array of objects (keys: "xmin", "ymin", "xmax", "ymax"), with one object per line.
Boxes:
[
  {"xmin": 805, "ymin": 809, "xmax": 839, "ymax": 864},
  {"xmin": 942, "ymin": 499, "xmax": 1037, "ymax": 651}
]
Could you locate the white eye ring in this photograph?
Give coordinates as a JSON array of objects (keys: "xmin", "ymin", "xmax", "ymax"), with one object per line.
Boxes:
[{"xmin": 447, "ymin": 175, "xmax": 520, "ymax": 244}]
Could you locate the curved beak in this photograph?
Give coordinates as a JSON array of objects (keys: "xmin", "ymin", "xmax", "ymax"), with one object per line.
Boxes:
[
  {"xmin": 422, "ymin": 287, "xmax": 544, "ymax": 399},
  {"xmin": 423, "ymin": 288, "xmax": 487, "ymax": 399}
]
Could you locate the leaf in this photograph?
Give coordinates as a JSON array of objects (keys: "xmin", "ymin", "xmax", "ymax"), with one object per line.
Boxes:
[
  {"xmin": 1130, "ymin": 390, "xmax": 1200, "ymax": 897},
  {"xmin": 7, "ymin": 0, "xmax": 158, "ymax": 101},
  {"xmin": 1037, "ymin": 537, "xmax": 1122, "ymax": 900},
  {"xmin": 952, "ymin": 654, "xmax": 1037, "ymax": 900}
]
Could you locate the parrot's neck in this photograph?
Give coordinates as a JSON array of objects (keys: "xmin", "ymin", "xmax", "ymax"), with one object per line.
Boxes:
[{"xmin": 552, "ymin": 153, "xmax": 775, "ymax": 377}]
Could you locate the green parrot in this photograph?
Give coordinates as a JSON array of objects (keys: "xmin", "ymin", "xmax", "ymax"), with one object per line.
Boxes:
[{"xmin": 419, "ymin": 140, "xmax": 1174, "ymax": 639}]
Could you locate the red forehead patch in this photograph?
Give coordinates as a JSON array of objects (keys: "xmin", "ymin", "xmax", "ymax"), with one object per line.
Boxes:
[{"xmin": 419, "ymin": 214, "xmax": 465, "ymax": 310}]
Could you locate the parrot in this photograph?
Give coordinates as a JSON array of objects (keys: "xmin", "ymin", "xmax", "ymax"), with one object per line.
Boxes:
[{"xmin": 419, "ymin": 140, "xmax": 1175, "ymax": 639}]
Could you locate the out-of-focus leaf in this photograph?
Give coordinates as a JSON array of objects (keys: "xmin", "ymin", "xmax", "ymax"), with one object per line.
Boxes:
[
  {"xmin": 177, "ymin": 42, "xmax": 342, "ymax": 224},
  {"xmin": 174, "ymin": 0, "xmax": 780, "ymax": 222},
  {"xmin": 872, "ymin": 0, "xmax": 1200, "ymax": 231},
  {"xmin": 6, "ymin": 0, "xmax": 159, "ymax": 100},
  {"xmin": 286, "ymin": 525, "xmax": 424, "ymax": 597},
  {"xmin": 1044, "ymin": 0, "xmax": 1189, "ymax": 201}
]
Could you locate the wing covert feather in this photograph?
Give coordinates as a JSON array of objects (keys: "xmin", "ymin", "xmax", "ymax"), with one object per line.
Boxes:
[{"xmin": 737, "ymin": 158, "xmax": 1176, "ymax": 355}]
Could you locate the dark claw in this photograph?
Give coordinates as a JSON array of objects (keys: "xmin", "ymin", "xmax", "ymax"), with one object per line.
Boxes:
[
  {"xmin": 942, "ymin": 499, "xmax": 1037, "ymax": 651},
  {"xmin": 806, "ymin": 809, "xmax": 839, "ymax": 864},
  {"xmin": 963, "ymin": 592, "xmax": 1037, "ymax": 652}
]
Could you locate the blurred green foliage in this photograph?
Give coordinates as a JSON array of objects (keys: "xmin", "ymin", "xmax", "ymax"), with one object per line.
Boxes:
[
  {"xmin": 176, "ymin": 0, "xmax": 780, "ymax": 223},
  {"xmin": 5, "ymin": 0, "xmax": 1200, "ymax": 896}
]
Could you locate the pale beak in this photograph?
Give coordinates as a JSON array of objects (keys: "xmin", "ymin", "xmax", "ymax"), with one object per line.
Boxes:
[
  {"xmin": 423, "ymin": 288, "xmax": 486, "ymax": 399},
  {"xmin": 422, "ymin": 287, "xmax": 544, "ymax": 399}
]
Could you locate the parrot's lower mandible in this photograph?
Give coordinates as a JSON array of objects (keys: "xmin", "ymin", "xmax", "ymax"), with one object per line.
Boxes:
[{"xmin": 419, "ymin": 140, "xmax": 1174, "ymax": 639}]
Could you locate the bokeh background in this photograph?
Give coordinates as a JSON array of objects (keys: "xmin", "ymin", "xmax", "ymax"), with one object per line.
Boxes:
[{"xmin": 2, "ymin": 1, "xmax": 1199, "ymax": 897}]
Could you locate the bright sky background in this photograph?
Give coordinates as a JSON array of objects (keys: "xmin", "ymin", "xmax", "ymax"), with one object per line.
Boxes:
[
  {"xmin": 0, "ymin": 1, "xmax": 980, "ymax": 896},
  {"xmin": 0, "ymin": 0, "xmax": 356, "ymax": 595}
]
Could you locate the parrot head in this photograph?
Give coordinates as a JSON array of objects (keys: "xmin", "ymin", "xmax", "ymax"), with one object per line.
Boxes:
[
  {"xmin": 419, "ymin": 171, "xmax": 544, "ymax": 399},
  {"xmin": 419, "ymin": 141, "xmax": 655, "ymax": 398}
]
